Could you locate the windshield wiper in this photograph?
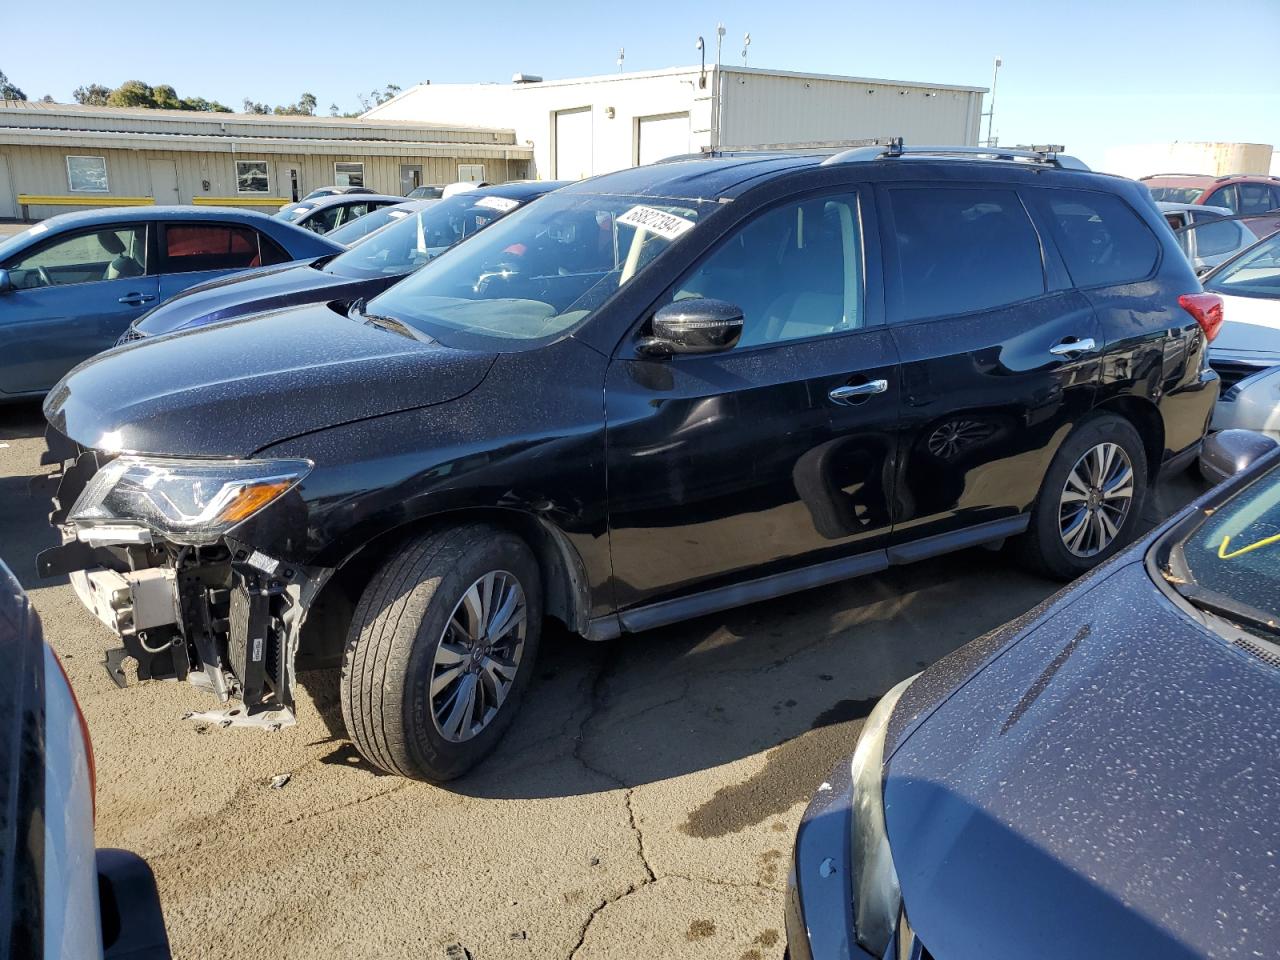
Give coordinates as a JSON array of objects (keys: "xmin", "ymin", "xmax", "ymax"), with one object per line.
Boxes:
[{"xmin": 1162, "ymin": 566, "xmax": 1280, "ymax": 640}]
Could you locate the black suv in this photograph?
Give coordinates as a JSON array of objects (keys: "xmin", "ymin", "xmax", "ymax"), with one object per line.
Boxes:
[{"xmin": 40, "ymin": 143, "xmax": 1219, "ymax": 781}]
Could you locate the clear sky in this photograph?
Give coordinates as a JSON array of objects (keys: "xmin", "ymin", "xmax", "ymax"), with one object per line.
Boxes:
[{"xmin": 4, "ymin": 0, "xmax": 1277, "ymax": 168}]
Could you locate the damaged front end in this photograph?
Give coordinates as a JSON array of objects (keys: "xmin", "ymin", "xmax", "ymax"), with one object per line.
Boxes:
[{"xmin": 38, "ymin": 429, "xmax": 328, "ymax": 728}]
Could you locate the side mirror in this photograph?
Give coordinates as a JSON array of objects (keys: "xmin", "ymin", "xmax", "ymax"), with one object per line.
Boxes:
[
  {"xmin": 1199, "ymin": 429, "xmax": 1280, "ymax": 485},
  {"xmin": 639, "ymin": 298, "xmax": 744, "ymax": 357},
  {"xmin": 0, "ymin": 268, "xmax": 11, "ymax": 293}
]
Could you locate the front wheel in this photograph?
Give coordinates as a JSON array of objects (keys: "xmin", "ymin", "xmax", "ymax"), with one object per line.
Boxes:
[
  {"xmin": 340, "ymin": 524, "xmax": 542, "ymax": 781},
  {"xmin": 1013, "ymin": 415, "xmax": 1149, "ymax": 581}
]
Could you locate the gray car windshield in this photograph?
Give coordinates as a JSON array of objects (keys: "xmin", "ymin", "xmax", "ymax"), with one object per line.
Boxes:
[
  {"xmin": 323, "ymin": 193, "xmax": 533, "ymax": 280},
  {"xmin": 1206, "ymin": 232, "xmax": 1280, "ymax": 300},
  {"xmin": 366, "ymin": 193, "xmax": 715, "ymax": 343},
  {"xmin": 1175, "ymin": 461, "xmax": 1280, "ymax": 631}
]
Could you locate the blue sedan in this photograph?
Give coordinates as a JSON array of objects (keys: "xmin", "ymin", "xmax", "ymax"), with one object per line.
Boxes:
[
  {"xmin": 788, "ymin": 429, "xmax": 1280, "ymax": 960},
  {"xmin": 0, "ymin": 207, "xmax": 340, "ymax": 399}
]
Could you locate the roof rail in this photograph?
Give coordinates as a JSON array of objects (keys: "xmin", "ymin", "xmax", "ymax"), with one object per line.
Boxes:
[
  {"xmin": 1213, "ymin": 173, "xmax": 1280, "ymax": 183},
  {"xmin": 1139, "ymin": 172, "xmax": 1211, "ymax": 180},
  {"xmin": 821, "ymin": 138, "xmax": 1090, "ymax": 171}
]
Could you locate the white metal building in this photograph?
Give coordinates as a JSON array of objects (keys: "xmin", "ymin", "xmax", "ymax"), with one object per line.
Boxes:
[
  {"xmin": 364, "ymin": 65, "xmax": 987, "ymax": 180},
  {"xmin": 1102, "ymin": 141, "xmax": 1276, "ymax": 180},
  {"xmin": 0, "ymin": 101, "xmax": 534, "ymax": 220}
]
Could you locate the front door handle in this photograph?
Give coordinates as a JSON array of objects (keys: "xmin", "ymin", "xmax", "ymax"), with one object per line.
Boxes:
[
  {"xmin": 1049, "ymin": 337, "xmax": 1096, "ymax": 357},
  {"xmin": 829, "ymin": 380, "xmax": 888, "ymax": 404},
  {"xmin": 118, "ymin": 293, "xmax": 156, "ymax": 306}
]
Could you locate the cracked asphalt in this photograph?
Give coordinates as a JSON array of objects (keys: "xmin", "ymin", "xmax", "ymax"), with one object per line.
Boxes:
[{"xmin": 0, "ymin": 402, "xmax": 1204, "ymax": 959}]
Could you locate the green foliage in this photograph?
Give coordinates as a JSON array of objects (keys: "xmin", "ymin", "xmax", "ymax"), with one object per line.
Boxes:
[
  {"xmin": 0, "ymin": 69, "xmax": 27, "ymax": 101},
  {"xmin": 72, "ymin": 80, "xmax": 231, "ymax": 112},
  {"xmin": 272, "ymin": 92, "xmax": 318, "ymax": 116}
]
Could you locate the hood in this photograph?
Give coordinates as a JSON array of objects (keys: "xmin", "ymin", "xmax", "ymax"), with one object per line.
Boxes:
[
  {"xmin": 46, "ymin": 302, "xmax": 496, "ymax": 457},
  {"xmin": 132, "ymin": 259, "xmax": 367, "ymax": 337},
  {"xmin": 1210, "ymin": 292, "xmax": 1280, "ymax": 364},
  {"xmin": 884, "ymin": 559, "xmax": 1280, "ymax": 960}
]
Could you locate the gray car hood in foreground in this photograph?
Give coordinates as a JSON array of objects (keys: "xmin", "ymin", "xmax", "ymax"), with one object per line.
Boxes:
[
  {"xmin": 884, "ymin": 558, "xmax": 1280, "ymax": 960},
  {"xmin": 45, "ymin": 302, "xmax": 495, "ymax": 458}
]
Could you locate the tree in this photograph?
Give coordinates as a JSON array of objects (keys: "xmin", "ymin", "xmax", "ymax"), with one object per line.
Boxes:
[
  {"xmin": 243, "ymin": 98, "xmax": 271, "ymax": 114},
  {"xmin": 272, "ymin": 92, "xmax": 318, "ymax": 117},
  {"xmin": 107, "ymin": 80, "xmax": 156, "ymax": 108},
  {"xmin": 356, "ymin": 83, "xmax": 402, "ymax": 113},
  {"xmin": 39, "ymin": 94, "xmax": 54, "ymax": 103},
  {"xmin": 0, "ymin": 69, "xmax": 26, "ymax": 101},
  {"xmin": 329, "ymin": 102, "xmax": 340, "ymax": 117},
  {"xmin": 73, "ymin": 84, "xmax": 112, "ymax": 106}
]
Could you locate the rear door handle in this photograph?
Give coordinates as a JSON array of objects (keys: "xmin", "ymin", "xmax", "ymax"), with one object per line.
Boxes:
[
  {"xmin": 829, "ymin": 379, "xmax": 888, "ymax": 404},
  {"xmin": 118, "ymin": 293, "xmax": 156, "ymax": 306},
  {"xmin": 1049, "ymin": 337, "xmax": 1096, "ymax": 357}
]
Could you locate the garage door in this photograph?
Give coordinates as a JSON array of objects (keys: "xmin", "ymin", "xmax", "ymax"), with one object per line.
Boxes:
[
  {"xmin": 637, "ymin": 113, "xmax": 691, "ymax": 166},
  {"xmin": 554, "ymin": 107, "xmax": 594, "ymax": 180}
]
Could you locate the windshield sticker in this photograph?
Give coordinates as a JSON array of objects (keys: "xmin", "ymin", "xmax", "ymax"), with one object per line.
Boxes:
[
  {"xmin": 617, "ymin": 205, "xmax": 696, "ymax": 241},
  {"xmin": 475, "ymin": 195, "xmax": 520, "ymax": 213}
]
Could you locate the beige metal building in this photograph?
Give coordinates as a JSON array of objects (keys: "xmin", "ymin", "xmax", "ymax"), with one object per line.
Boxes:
[
  {"xmin": 1102, "ymin": 141, "xmax": 1276, "ymax": 179},
  {"xmin": 0, "ymin": 101, "xmax": 534, "ymax": 220},
  {"xmin": 365, "ymin": 65, "xmax": 987, "ymax": 180}
]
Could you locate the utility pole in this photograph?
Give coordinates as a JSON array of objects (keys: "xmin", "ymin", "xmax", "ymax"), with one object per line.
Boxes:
[
  {"xmin": 983, "ymin": 56, "xmax": 1002, "ymax": 147},
  {"xmin": 714, "ymin": 23, "xmax": 726, "ymax": 148}
]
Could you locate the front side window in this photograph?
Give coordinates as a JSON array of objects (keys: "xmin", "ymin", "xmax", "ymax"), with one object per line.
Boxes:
[
  {"xmin": 1206, "ymin": 232, "xmax": 1280, "ymax": 300},
  {"xmin": 66, "ymin": 155, "xmax": 108, "ymax": 193},
  {"xmin": 236, "ymin": 160, "xmax": 270, "ymax": 194},
  {"xmin": 366, "ymin": 192, "xmax": 716, "ymax": 345},
  {"xmin": 334, "ymin": 162, "xmax": 364, "ymax": 188},
  {"xmin": 163, "ymin": 224, "xmax": 261, "ymax": 273},
  {"xmin": 1190, "ymin": 218, "xmax": 1257, "ymax": 259},
  {"xmin": 672, "ymin": 192, "xmax": 863, "ymax": 347},
  {"xmin": 4, "ymin": 226, "xmax": 146, "ymax": 289},
  {"xmin": 888, "ymin": 187, "xmax": 1045, "ymax": 322},
  {"xmin": 1205, "ymin": 185, "xmax": 1238, "ymax": 212},
  {"xmin": 1042, "ymin": 189, "xmax": 1159, "ymax": 288}
]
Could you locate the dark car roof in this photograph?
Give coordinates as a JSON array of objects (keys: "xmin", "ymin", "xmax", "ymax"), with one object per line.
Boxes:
[
  {"xmin": 461, "ymin": 180, "xmax": 571, "ymax": 200},
  {"xmin": 286, "ymin": 193, "xmax": 403, "ymax": 212}
]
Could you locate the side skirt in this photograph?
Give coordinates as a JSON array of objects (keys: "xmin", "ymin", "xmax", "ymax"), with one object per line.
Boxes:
[{"xmin": 588, "ymin": 514, "xmax": 1030, "ymax": 639}]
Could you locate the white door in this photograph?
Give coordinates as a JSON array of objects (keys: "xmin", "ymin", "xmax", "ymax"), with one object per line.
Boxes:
[
  {"xmin": 148, "ymin": 159, "xmax": 180, "ymax": 205},
  {"xmin": 636, "ymin": 112, "xmax": 691, "ymax": 166},
  {"xmin": 0, "ymin": 156, "xmax": 15, "ymax": 219},
  {"xmin": 554, "ymin": 107, "xmax": 593, "ymax": 180}
]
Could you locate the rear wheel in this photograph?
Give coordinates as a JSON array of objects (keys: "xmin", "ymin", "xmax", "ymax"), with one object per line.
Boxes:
[
  {"xmin": 1013, "ymin": 414, "xmax": 1149, "ymax": 580},
  {"xmin": 340, "ymin": 524, "xmax": 542, "ymax": 781}
]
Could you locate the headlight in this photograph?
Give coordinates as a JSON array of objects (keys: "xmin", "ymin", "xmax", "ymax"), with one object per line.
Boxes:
[
  {"xmin": 850, "ymin": 674, "xmax": 916, "ymax": 956},
  {"xmin": 69, "ymin": 456, "xmax": 312, "ymax": 545}
]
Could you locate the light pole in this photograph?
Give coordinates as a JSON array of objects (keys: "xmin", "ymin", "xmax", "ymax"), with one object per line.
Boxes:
[
  {"xmin": 984, "ymin": 56, "xmax": 1002, "ymax": 147},
  {"xmin": 741, "ymin": 32, "xmax": 751, "ymax": 66}
]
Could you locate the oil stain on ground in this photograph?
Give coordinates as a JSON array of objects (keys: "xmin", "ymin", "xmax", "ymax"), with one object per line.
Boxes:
[
  {"xmin": 680, "ymin": 697, "xmax": 877, "ymax": 839},
  {"xmin": 686, "ymin": 919, "xmax": 717, "ymax": 941}
]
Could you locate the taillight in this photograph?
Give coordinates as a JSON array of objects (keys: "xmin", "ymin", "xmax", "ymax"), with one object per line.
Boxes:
[
  {"xmin": 1179, "ymin": 292, "xmax": 1224, "ymax": 342},
  {"xmin": 50, "ymin": 651, "xmax": 96, "ymax": 820}
]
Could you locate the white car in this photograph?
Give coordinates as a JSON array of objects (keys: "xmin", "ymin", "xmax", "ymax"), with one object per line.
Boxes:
[
  {"xmin": 1159, "ymin": 202, "xmax": 1259, "ymax": 275},
  {"xmin": 1201, "ymin": 228, "xmax": 1280, "ymax": 435}
]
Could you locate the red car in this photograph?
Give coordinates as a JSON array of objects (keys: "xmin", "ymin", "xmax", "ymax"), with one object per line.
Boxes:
[{"xmin": 1142, "ymin": 172, "xmax": 1280, "ymax": 213}]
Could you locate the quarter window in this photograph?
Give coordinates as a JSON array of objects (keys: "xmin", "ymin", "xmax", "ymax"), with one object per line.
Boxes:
[
  {"xmin": 163, "ymin": 224, "xmax": 263, "ymax": 272},
  {"xmin": 5, "ymin": 226, "xmax": 146, "ymax": 289},
  {"xmin": 1042, "ymin": 190, "xmax": 1159, "ymax": 287},
  {"xmin": 235, "ymin": 160, "xmax": 270, "ymax": 194},
  {"xmin": 673, "ymin": 192, "xmax": 863, "ymax": 347},
  {"xmin": 887, "ymin": 187, "xmax": 1044, "ymax": 322},
  {"xmin": 334, "ymin": 162, "xmax": 364, "ymax": 187}
]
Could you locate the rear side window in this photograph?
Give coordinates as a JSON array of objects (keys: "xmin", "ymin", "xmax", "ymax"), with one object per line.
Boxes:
[
  {"xmin": 887, "ymin": 187, "xmax": 1045, "ymax": 322},
  {"xmin": 1238, "ymin": 183, "xmax": 1274, "ymax": 215},
  {"xmin": 1205, "ymin": 185, "xmax": 1238, "ymax": 212},
  {"xmin": 163, "ymin": 224, "xmax": 262, "ymax": 272},
  {"xmin": 1042, "ymin": 190, "xmax": 1159, "ymax": 287},
  {"xmin": 257, "ymin": 233, "xmax": 291, "ymax": 265}
]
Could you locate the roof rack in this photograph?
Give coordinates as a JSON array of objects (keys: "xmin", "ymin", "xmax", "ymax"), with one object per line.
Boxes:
[
  {"xmin": 821, "ymin": 137, "xmax": 1090, "ymax": 171},
  {"xmin": 1214, "ymin": 173, "xmax": 1280, "ymax": 183},
  {"xmin": 1139, "ymin": 172, "xmax": 1210, "ymax": 180}
]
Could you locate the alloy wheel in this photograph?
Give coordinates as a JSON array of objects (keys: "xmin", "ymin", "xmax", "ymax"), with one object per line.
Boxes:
[
  {"xmin": 1058, "ymin": 441, "xmax": 1135, "ymax": 558},
  {"xmin": 430, "ymin": 570, "xmax": 527, "ymax": 743}
]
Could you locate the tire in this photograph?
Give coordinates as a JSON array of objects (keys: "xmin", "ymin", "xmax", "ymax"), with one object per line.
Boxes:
[
  {"xmin": 1012, "ymin": 414, "xmax": 1149, "ymax": 581},
  {"xmin": 340, "ymin": 523, "xmax": 542, "ymax": 781}
]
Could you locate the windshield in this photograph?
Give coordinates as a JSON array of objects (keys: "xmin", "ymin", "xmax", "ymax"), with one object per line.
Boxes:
[
  {"xmin": 366, "ymin": 193, "xmax": 716, "ymax": 345},
  {"xmin": 1169, "ymin": 460, "xmax": 1280, "ymax": 634},
  {"xmin": 1206, "ymin": 232, "xmax": 1280, "ymax": 299},
  {"xmin": 322, "ymin": 192, "xmax": 536, "ymax": 280},
  {"xmin": 326, "ymin": 202, "xmax": 426, "ymax": 247},
  {"xmin": 1147, "ymin": 186, "xmax": 1205, "ymax": 204}
]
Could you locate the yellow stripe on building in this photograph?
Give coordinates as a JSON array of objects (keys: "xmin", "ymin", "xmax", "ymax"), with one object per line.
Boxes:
[{"xmin": 18, "ymin": 195, "xmax": 155, "ymax": 206}]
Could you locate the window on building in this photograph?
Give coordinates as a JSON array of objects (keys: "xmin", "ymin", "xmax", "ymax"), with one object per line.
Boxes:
[
  {"xmin": 236, "ymin": 160, "xmax": 270, "ymax": 194},
  {"xmin": 162, "ymin": 224, "xmax": 264, "ymax": 273},
  {"xmin": 673, "ymin": 192, "xmax": 864, "ymax": 347},
  {"xmin": 66, "ymin": 156, "xmax": 109, "ymax": 193},
  {"xmin": 5, "ymin": 226, "xmax": 146, "ymax": 288},
  {"xmin": 457, "ymin": 164, "xmax": 486, "ymax": 184},
  {"xmin": 334, "ymin": 162, "xmax": 364, "ymax": 187},
  {"xmin": 1041, "ymin": 190, "xmax": 1159, "ymax": 288},
  {"xmin": 887, "ymin": 187, "xmax": 1045, "ymax": 322}
]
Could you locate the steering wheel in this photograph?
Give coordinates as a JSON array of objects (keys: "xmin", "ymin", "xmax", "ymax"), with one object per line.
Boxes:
[{"xmin": 35, "ymin": 265, "xmax": 53, "ymax": 288}]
